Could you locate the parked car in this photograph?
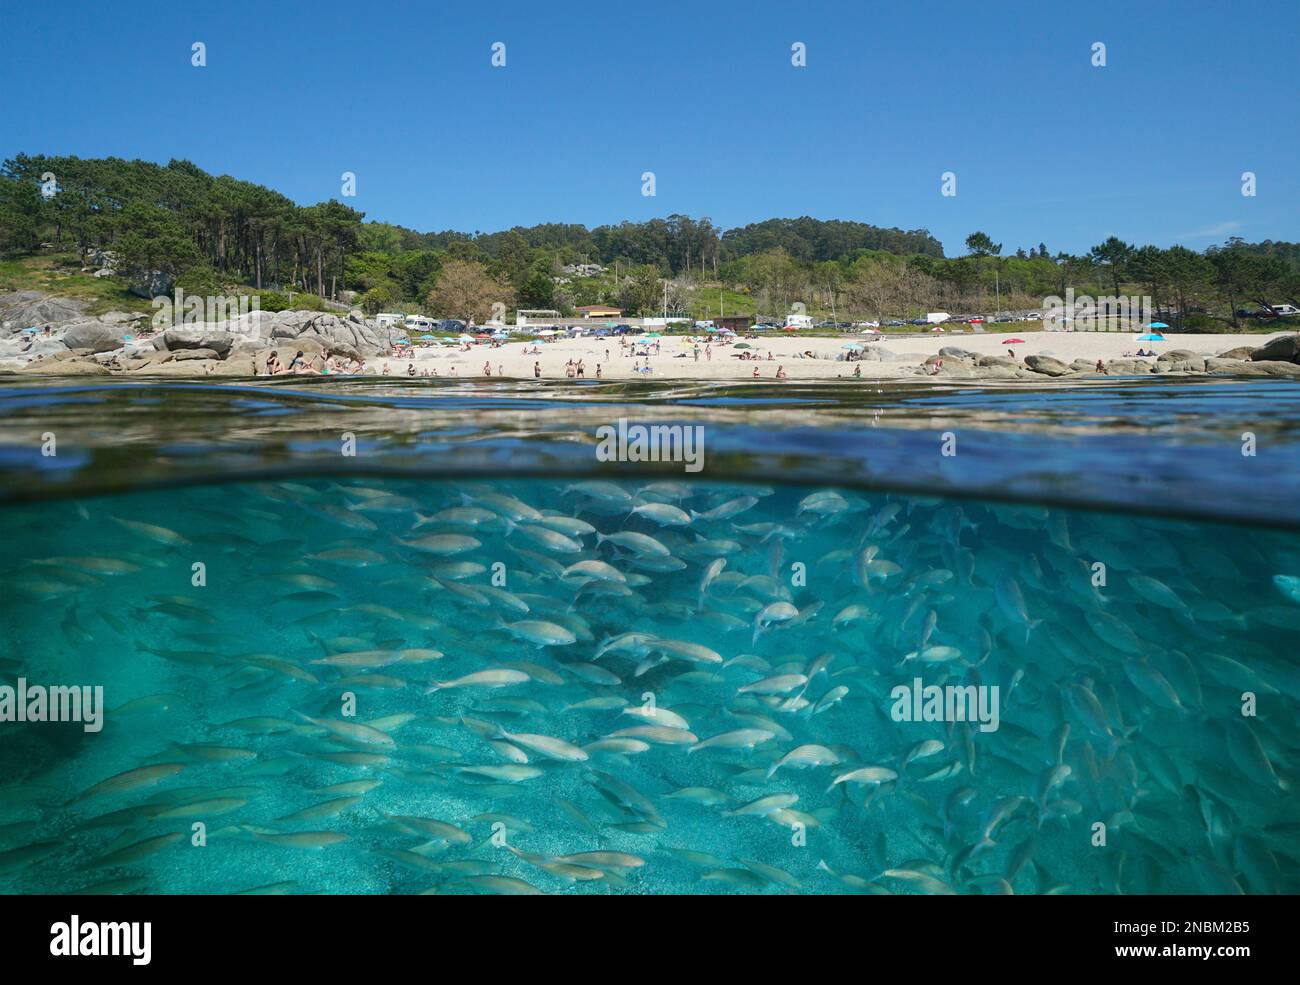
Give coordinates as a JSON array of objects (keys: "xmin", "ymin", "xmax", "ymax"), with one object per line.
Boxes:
[
  {"xmin": 884, "ymin": 319, "xmax": 904, "ymax": 327},
  {"xmin": 437, "ymin": 319, "xmax": 466, "ymax": 334}
]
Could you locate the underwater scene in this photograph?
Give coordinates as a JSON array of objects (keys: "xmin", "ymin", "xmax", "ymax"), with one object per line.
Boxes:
[{"xmin": 2, "ymin": 476, "xmax": 1297, "ymax": 894}]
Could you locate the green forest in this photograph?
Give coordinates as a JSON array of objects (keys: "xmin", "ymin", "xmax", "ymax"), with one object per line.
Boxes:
[{"xmin": 2, "ymin": 154, "xmax": 1297, "ymax": 328}]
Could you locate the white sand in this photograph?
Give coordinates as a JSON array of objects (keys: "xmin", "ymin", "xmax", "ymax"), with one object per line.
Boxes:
[{"xmin": 353, "ymin": 331, "xmax": 1273, "ymax": 381}]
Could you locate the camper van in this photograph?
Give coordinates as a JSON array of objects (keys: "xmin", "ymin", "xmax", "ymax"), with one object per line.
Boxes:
[
  {"xmin": 784, "ymin": 314, "xmax": 814, "ymax": 330},
  {"xmin": 403, "ymin": 315, "xmax": 437, "ymax": 332},
  {"xmin": 375, "ymin": 313, "xmax": 404, "ymax": 328}
]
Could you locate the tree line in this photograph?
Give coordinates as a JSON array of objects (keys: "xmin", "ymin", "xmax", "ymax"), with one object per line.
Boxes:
[{"xmin": 1, "ymin": 155, "xmax": 1296, "ymax": 327}]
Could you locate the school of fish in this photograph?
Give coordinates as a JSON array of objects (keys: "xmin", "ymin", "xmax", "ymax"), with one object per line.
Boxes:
[{"xmin": 1, "ymin": 476, "xmax": 1297, "ymax": 894}]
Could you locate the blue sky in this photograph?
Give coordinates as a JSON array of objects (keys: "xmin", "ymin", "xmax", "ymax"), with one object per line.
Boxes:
[{"xmin": 2, "ymin": 0, "xmax": 1296, "ymax": 256}]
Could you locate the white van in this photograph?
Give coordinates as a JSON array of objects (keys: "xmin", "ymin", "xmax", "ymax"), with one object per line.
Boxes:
[
  {"xmin": 375, "ymin": 313, "xmax": 404, "ymax": 328},
  {"xmin": 1267, "ymin": 304, "xmax": 1299, "ymax": 316}
]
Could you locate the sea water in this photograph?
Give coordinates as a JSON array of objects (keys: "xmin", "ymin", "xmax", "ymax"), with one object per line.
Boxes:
[{"xmin": 1, "ymin": 476, "xmax": 1297, "ymax": 894}]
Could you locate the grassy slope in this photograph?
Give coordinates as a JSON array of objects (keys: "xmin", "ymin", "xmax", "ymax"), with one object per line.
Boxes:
[{"xmin": 0, "ymin": 253, "xmax": 153, "ymax": 317}]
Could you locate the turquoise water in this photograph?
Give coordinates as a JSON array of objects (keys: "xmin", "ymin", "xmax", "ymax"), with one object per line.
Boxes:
[{"xmin": 2, "ymin": 475, "xmax": 1298, "ymax": 894}]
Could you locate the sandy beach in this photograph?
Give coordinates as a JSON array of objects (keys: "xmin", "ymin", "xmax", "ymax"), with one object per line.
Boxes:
[{"xmin": 353, "ymin": 330, "xmax": 1283, "ymax": 381}]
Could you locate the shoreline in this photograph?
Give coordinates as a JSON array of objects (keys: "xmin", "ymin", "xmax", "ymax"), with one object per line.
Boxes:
[{"xmin": 5, "ymin": 329, "xmax": 1299, "ymax": 382}]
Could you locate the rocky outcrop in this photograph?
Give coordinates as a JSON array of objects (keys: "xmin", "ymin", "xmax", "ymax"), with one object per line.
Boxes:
[
  {"xmin": 1217, "ymin": 359, "xmax": 1300, "ymax": 377},
  {"xmin": 1216, "ymin": 346, "xmax": 1256, "ymax": 360},
  {"xmin": 61, "ymin": 318, "xmax": 136, "ymax": 353},
  {"xmin": 0, "ymin": 291, "xmax": 87, "ymax": 333},
  {"xmin": 242, "ymin": 309, "xmax": 384, "ymax": 355},
  {"xmin": 937, "ymin": 346, "xmax": 980, "ymax": 362},
  {"xmin": 1155, "ymin": 351, "xmax": 1207, "ymax": 373},
  {"xmin": 1249, "ymin": 334, "xmax": 1300, "ymax": 364},
  {"xmin": 1024, "ymin": 354, "xmax": 1071, "ymax": 376},
  {"xmin": 128, "ymin": 270, "xmax": 173, "ymax": 300},
  {"xmin": 157, "ymin": 328, "xmax": 236, "ymax": 357}
]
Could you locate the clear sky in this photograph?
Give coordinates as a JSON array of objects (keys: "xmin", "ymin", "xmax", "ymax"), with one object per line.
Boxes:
[{"xmin": 2, "ymin": 0, "xmax": 1296, "ymax": 256}]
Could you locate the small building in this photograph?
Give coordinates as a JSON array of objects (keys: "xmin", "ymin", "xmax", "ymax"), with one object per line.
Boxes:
[
  {"xmin": 576, "ymin": 305, "xmax": 622, "ymax": 319},
  {"xmin": 715, "ymin": 316, "xmax": 754, "ymax": 333}
]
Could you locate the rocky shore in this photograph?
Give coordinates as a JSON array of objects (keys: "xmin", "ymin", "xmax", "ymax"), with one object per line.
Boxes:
[
  {"xmin": 915, "ymin": 335, "xmax": 1300, "ymax": 380},
  {"xmin": 0, "ymin": 291, "xmax": 385, "ymax": 377},
  {"xmin": 2, "ymin": 290, "xmax": 1299, "ymax": 381}
]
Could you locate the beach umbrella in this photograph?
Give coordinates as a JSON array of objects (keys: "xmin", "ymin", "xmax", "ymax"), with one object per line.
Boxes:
[
  {"xmin": 841, "ymin": 342, "xmax": 863, "ymax": 350},
  {"xmin": 1137, "ymin": 332, "xmax": 1165, "ymax": 341},
  {"xmin": 457, "ymin": 334, "xmax": 474, "ymax": 342},
  {"xmin": 1001, "ymin": 337, "xmax": 1025, "ymax": 344},
  {"xmin": 860, "ymin": 327, "xmax": 881, "ymax": 334},
  {"xmin": 930, "ymin": 326, "xmax": 945, "ymax": 332},
  {"xmin": 646, "ymin": 332, "xmax": 662, "ymax": 339},
  {"xmin": 734, "ymin": 342, "xmax": 752, "ymax": 349},
  {"xmin": 418, "ymin": 334, "xmax": 434, "ymax": 339},
  {"xmin": 1147, "ymin": 322, "xmax": 1169, "ymax": 329},
  {"xmin": 706, "ymin": 326, "xmax": 718, "ymax": 332}
]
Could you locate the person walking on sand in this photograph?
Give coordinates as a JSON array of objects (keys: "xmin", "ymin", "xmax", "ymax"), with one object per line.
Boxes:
[
  {"xmin": 483, "ymin": 361, "xmax": 492, "ymax": 376},
  {"xmin": 595, "ymin": 363, "xmax": 602, "ymax": 379},
  {"xmin": 534, "ymin": 361, "xmax": 541, "ymax": 379},
  {"xmin": 853, "ymin": 364, "xmax": 861, "ymax": 378},
  {"xmin": 576, "ymin": 360, "xmax": 585, "ymax": 378}
]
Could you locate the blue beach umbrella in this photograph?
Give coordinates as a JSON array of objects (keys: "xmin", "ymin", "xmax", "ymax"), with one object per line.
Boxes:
[
  {"xmin": 1137, "ymin": 332, "xmax": 1165, "ymax": 341},
  {"xmin": 1146, "ymin": 322, "xmax": 1169, "ymax": 329}
]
